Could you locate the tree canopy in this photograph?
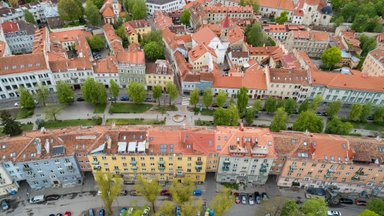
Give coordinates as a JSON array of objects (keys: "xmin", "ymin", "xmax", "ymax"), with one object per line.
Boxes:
[
  {"xmin": 180, "ymin": 9, "xmax": 191, "ymax": 26},
  {"xmin": 152, "ymin": 85, "xmax": 163, "ymax": 106},
  {"xmin": 144, "ymin": 41, "xmax": 165, "ymax": 61},
  {"xmin": 115, "ymin": 25, "xmax": 129, "ymax": 48},
  {"xmin": 94, "ymin": 172, "xmax": 122, "ymax": 216},
  {"xmin": 134, "ymin": 177, "xmax": 161, "ymax": 213},
  {"xmin": 215, "ymin": 90, "xmax": 227, "ymax": 108},
  {"xmin": 359, "ymin": 34, "xmax": 377, "ymax": 57},
  {"xmin": 127, "ymin": 82, "xmax": 146, "ymax": 104},
  {"xmin": 245, "ymin": 23, "xmax": 275, "ymax": 47},
  {"xmin": 321, "ymin": 47, "xmax": 342, "ymax": 70},
  {"xmin": 44, "ymin": 105, "xmax": 64, "ymax": 121},
  {"xmin": 36, "ymin": 83, "xmax": 49, "ymax": 107},
  {"xmin": 169, "ymin": 177, "xmax": 194, "ymax": 204},
  {"xmin": 349, "ymin": 104, "xmax": 364, "ymax": 121},
  {"xmin": 87, "ymin": 35, "xmax": 105, "ymax": 52},
  {"xmin": 325, "ymin": 117, "xmax": 353, "ymax": 135},
  {"xmin": 24, "ymin": 10, "xmax": 36, "ymax": 24},
  {"xmin": 202, "ymin": 88, "xmax": 213, "ymax": 109},
  {"xmin": 18, "ymin": 87, "xmax": 35, "ymax": 109},
  {"xmin": 58, "ymin": 0, "xmax": 84, "ymax": 23},
  {"xmin": 367, "ymin": 198, "xmax": 384, "ymax": 216},
  {"xmin": 373, "ymin": 107, "xmax": 384, "ymax": 123},
  {"xmin": 276, "ymin": 11, "xmax": 289, "ymax": 24},
  {"xmin": 85, "ymin": 0, "xmax": 101, "ymax": 26},
  {"xmin": 293, "ymin": 111, "xmax": 324, "ymax": 133},
  {"xmin": 270, "ymin": 107, "xmax": 288, "ymax": 132},
  {"xmin": 81, "ymin": 78, "xmax": 107, "ymax": 105},
  {"xmin": 166, "ymin": 82, "xmax": 178, "ymax": 105},
  {"xmin": 210, "ymin": 188, "xmax": 233, "ymax": 216},
  {"xmin": 109, "ymin": 80, "xmax": 120, "ymax": 99},
  {"xmin": 189, "ymin": 89, "xmax": 200, "ymax": 109},
  {"xmin": 213, "ymin": 105, "xmax": 239, "ymax": 126},
  {"xmin": 131, "ymin": 0, "xmax": 147, "ymax": 20},
  {"xmin": 237, "ymin": 87, "xmax": 249, "ymax": 116},
  {"xmin": 1, "ymin": 111, "xmax": 22, "ymax": 136},
  {"xmin": 56, "ymin": 81, "xmax": 74, "ymax": 105},
  {"xmin": 264, "ymin": 96, "xmax": 277, "ymax": 113},
  {"xmin": 325, "ymin": 101, "xmax": 342, "ymax": 117}
]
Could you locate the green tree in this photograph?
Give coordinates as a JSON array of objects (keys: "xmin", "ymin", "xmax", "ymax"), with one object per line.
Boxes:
[
  {"xmin": 180, "ymin": 9, "xmax": 191, "ymax": 26},
  {"xmin": 18, "ymin": 87, "xmax": 35, "ymax": 109},
  {"xmin": 95, "ymin": 82, "xmax": 108, "ymax": 104},
  {"xmin": 94, "ymin": 172, "xmax": 122, "ymax": 216},
  {"xmin": 109, "ymin": 80, "xmax": 120, "ymax": 99},
  {"xmin": 181, "ymin": 199, "xmax": 203, "ymax": 216},
  {"xmin": 87, "ymin": 35, "xmax": 104, "ymax": 52},
  {"xmin": 134, "ymin": 177, "xmax": 161, "ymax": 213},
  {"xmin": 215, "ymin": 90, "xmax": 227, "ymax": 108},
  {"xmin": 325, "ymin": 117, "xmax": 353, "ymax": 135},
  {"xmin": 321, "ymin": 47, "xmax": 342, "ymax": 70},
  {"xmin": 214, "ymin": 105, "xmax": 239, "ymax": 126},
  {"xmin": 326, "ymin": 101, "xmax": 342, "ymax": 118},
  {"xmin": 92, "ymin": 0, "xmax": 104, "ymax": 9},
  {"xmin": 58, "ymin": 0, "xmax": 84, "ymax": 23},
  {"xmin": 56, "ymin": 81, "xmax": 74, "ymax": 105},
  {"xmin": 166, "ymin": 82, "xmax": 178, "ymax": 105},
  {"xmin": 373, "ymin": 107, "xmax": 384, "ymax": 123},
  {"xmin": 293, "ymin": 111, "xmax": 324, "ymax": 133},
  {"xmin": 253, "ymin": 99, "xmax": 263, "ymax": 112},
  {"xmin": 144, "ymin": 41, "xmax": 165, "ymax": 61},
  {"xmin": 245, "ymin": 108, "xmax": 255, "ymax": 126},
  {"xmin": 115, "ymin": 25, "xmax": 129, "ymax": 48},
  {"xmin": 237, "ymin": 87, "xmax": 249, "ymax": 116},
  {"xmin": 299, "ymin": 100, "xmax": 311, "ymax": 113},
  {"xmin": 127, "ymin": 82, "xmax": 146, "ymax": 104},
  {"xmin": 24, "ymin": 10, "xmax": 36, "ymax": 24},
  {"xmin": 359, "ymin": 34, "xmax": 377, "ymax": 57},
  {"xmin": 155, "ymin": 201, "xmax": 175, "ymax": 216},
  {"xmin": 131, "ymin": 0, "xmax": 147, "ymax": 20},
  {"xmin": 142, "ymin": 31, "xmax": 163, "ymax": 46},
  {"xmin": 270, "ymin": 107, "xmax": 288, "ymax": 132},
  {"xmin": 8, "ymin": 0, "xmax": 19, "ymax": 7},
  {"xmin": 189, "ymin": 88, "xmax": 200, "ymax": 109},
  {"xmin": 81, "ymin": 78, "xmax": 107, "ymax": 105},
  {"xmin": 227, "ymin": 104, "xmax": 240, "ymax": 126},
  {"xmin": 152, "ymin": 85, "xmax": 163, "ymax": 106},
  {"xmin": 44, "ymin": 105, "xmax": 64, "ymax": 121},
  {"xmin": 359, "ymin": 210, "xmax": 380, "ymax": 216},
  {"xmin": 301, "ymin": 198, "xmax": 328, "ymax": 216},
  {"xmin": 360, "ymin": 103, "xmax": 372, "ymax": 122},
  {"xmin": 85, "ymin": 0, "xmax": 101, "ymax": 26},
  {"xmin": 264, "ymin": 96, "xmax": 277, "ymax": 113},
  {"xmin": 352, "ymin": 14, "xmax": 369, "ymax": 32},
  {"xmin": 284, "ymin": 98, "xmax": 297, "ymax": 115},
  {"xmin": 367, "ymin": 198, "xmax": 384, "ymax": 216},
  {"xmin": 333, "ymin": 16, "xmax": 344, "ymax": 27},
  {"xmin": 36, "ymin": 83, "xmax": 49, "ymax": 107},
  {"xmin": 366, "ymin": 16, "xmax": 383, "ymax": 33},
  {"xmin": 202, "ymin": 88, "xmax": 213, "ymax": 109},
  {"xmin": 1, "ymin": 111, "xmax": 22, "ymax": 136},
  {"xmin": 341, "ymin": 1, "xmax": 359, "ymax": 21},
  {"xmin": 276, "ymin": 11, "xmax": 288, "ymax": 24},
  {"xmin": 257, "ymin": 197, "xmax": 291, "ymax": 216},
  {"xmin": 281, "ymin": 200, "xmax": 303, "ymax": 216},
  {"xmin": 349, "ymin": 104, "xmax": 363, "ymax": 121},
  {"xmin": 240, "ymin": 0, "xmax": 259, "ymax": 13},
  {"xmin": 210, "ymin": 188, "xmax": 233, "ymax": 216},
  {"xmin": 169, "ymin": 177, "xmax": 194, "ymax": 204},
  {"xmin": 245, "ymin": 23, "xmax": 274, "ymax": 47},
  {"xmin": 311, "ymin": 95, "xmax": 323, "ymax": 111}
]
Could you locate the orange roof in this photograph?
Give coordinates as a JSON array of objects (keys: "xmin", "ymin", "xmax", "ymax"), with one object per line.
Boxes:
[
  {"xmin": 32, "ymin": 27, "xmax": 48, "ymax": 54},
  {"xmin": 116, "ymin": 44, "xmax": 145, "ymax": 65},
  {"xmin": 50, "ymin": 29, "xmax": 92, "ymax": 43},
  {"xmin": 311, "ymin": 69, "xmax": 384, "ymax": 92},
  {"xmin": 123, "ymin": 22, "xmax": 137, "ymax": 35},
  {"xmin": 192, "ymin": 26, "xmax": 218, "ymax": 45},
  {"xmin": 341, "ymin": 31, "xmax": 360, "ymax": 48},
  {"xmin": 49, "ymin": 57, "xmax": 92, "ymax": 73},
  {"xmin": 103, "ymin": 24, "xmax": 124, "ymax": 53},
  {"xmin": 154, "ymin": 11, "xmax": 173, "ymax": 31},
  {"xmin": 127, "ymin": 20, "xmax": 150, "ymax": 29},
  {"xmin": 0, "ymin": 53, "xmax": 48, "ymax": 75},
  {"xmin": 258, "ymin": 0, "xmax": 295, "ymax": 11},
  {"xmin": 292, "ymin": 31, "xmax": 328, "ymax": 41},
  {"xmin": 175, "ymin": 51, "xmax": 193, "ymax": 78},
  {"xmin": 94, "ymin": 56, "xmax": 118, "ymax": 74},
  {"xmin": 310, "ymin": 134, "xmax": 353, "ymax": 162},
  {"xmin": 188, "ymin": 44, "xmax": 217, "ymax": 62},
  {"xmin": 377, "ymin": 33, "xmax": 384, "ymax": 43},
  {"xmin": 269, "ymin": 68, "xmax": 309, "ymax": 85},
  {"xmin": 0, "ymin": 41, "xmax": 6, "ymax": 57},
  {"xmin": 102, "ymin": 6, "xmax": 115, "ymax": 17},
  {"xmin": 1, "ymin": 21, "xmax": 19, "ymax": 33},
  {"xmin": 205, "ymin": 5, "xmax": 253, "ymax": 13},
  {"xmin": 368, "ymin": 49, "xmax": 384, "ymax": 65},
  {"xmin": 228, "ymin": 25, "xmax": 244, "ymax": 44}
]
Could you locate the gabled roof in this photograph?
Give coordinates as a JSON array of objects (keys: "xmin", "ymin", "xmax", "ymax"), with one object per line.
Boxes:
[
  {"xmin": 0, "ymin": 53, "xmax": 48, "ymax": 75},
  {"xmin": 258, "ymin": 0, "xmax": 295, "ymax": 11},
  {"xmin": 192, "ymin": 26, "xmax": 218, "ymax": 45},
  {"xmin": 94, "ymin": 56, "xmax": 118, "ymax": 74},
  {"xmin": 188, "ymin": 44, "xmax": 217, "ymax": 62}
]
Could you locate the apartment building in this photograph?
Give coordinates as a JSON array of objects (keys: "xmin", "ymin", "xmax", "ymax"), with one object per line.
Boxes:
[
  {"xmin": 285, "ymin": 31, "xmax": 329, "ymax": 58},
  {"xmin": 146, "ymin": 0, "xmax": 185, "ymax": 15},
  {"xmin": 0, "ymin": 164, "xmax": 18, "ymax": 196},
  {"xmin": 204, "ymin": 5, "xmax": 254, "ymax": 24},
  {"xmin": 103, "ymin": 24, "xmax": 124, "ymax": 54},
  {"xmin": 292, "ymin": 0, "xmax": 332, "ymax": 26},
  {"xmin": 93, "ymin": 56, "xmax": 120, "ymax": 88},
  {"xmin": 146, "ymin": 60, "xmax": 174, "ymax": 91},
  {"xmin": 362, "ymin": 49, "xmax": 384, "ymax": 77},
  {"xmin": 262, "ymin": 24, "xmax": 306, "ymax": 41},
  {"xmin": 0, "ymin": 3, "xmax": 46, "ymax": 24},
  {"xmin": 1, "ymin": 21, "xmax": 36, "ymax": 54},
  {"xmin": 116, "ymin": 43, "xmax": 146, "ymax": 87},
  {"xmin": 216, "ymin": 126, "xmax": 277, "ymax": 185},
  {"xmin": 188, "ymin": 44, "xmax": 217, "ymax": 72},
  {"xmin": 246, "ymin": 45, "xmax": 284, "ymax": 68}
]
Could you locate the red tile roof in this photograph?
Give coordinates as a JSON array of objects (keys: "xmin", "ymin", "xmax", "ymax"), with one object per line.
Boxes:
[
  {"xmin": 205, "ymin": 5, "xmax": 253, "ymax": 13},
  {"xmin": 192, "ymin": 26, "xmax": 218, "ymax": 45},
  {"xmin": 116, "ymin": 44, "xmax": 145, "ymax": 65},
  {"xmin": 0, "ymin": 53, "xmax": 48, "ymax": 75},
  {"xmin": 94, "ymin": 56, "xmax": 118, "ymax": 74},
  {"xmin": 269, "ymin": 68, "xmax": 309, "ymax": 85},
  {"xmin": 258, "ymin": 0, "xmax": 295, "ymax": 11},
  {"xmin": 188, "ymin": 44, "xmax": 217, "ymax": 62},
  {"xmin": 0, "ymin": 41, "xmax": 6, "ymax": 57},
  {"xmin": 1, "ymin": 21, "xmax": 19, "ymax": 33}
]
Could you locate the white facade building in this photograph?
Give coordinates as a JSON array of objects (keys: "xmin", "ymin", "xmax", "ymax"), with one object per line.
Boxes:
[{"xmin": 145, "ymin": 0, "xmax": 185, "ymax": 15}]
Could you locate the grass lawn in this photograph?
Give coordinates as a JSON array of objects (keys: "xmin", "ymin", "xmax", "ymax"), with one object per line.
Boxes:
[
  {"xmin": 42, "ymin": 119, "xmax": 101, "ymax": 129},
  {"xmin": 109, "ymin": 103, "xmax": 153, "ymax": 113},
  {"xmin": 350, "ymin": 121, "xmax": 384, "ymax": 132},
  {"xmin": 195, "ymin": 119, "xmax": 214, "ymax": 126},
  {"xmin": 154, "ymin": 105, "xmax": 178, "ymax": 114},
  {"xmin": 194, "ymin": 108, "xmax": 215, "ymax": 116},
  {"xmin": 94, "ymin": 104, "xmax": 107, "ymax": 114},
  {"xmin": 106, "ymin": 118, "xmax": 165, "ymax": 125},
  {"xmin": 21, "ymin": 124, "xmax": 33, "ymax": 131},
  {"xmin": 16, "ymin": 109, "xmax": 34, "ymax": 119}
]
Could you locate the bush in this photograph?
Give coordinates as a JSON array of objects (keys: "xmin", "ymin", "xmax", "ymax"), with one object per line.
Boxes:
[{"xmin": 92, "ymin": 116, "xmax": 102, "ymax": 125}]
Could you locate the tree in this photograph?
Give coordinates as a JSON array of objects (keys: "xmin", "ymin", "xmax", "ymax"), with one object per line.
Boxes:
[
  {"xmin": 276, "ymin": 11, "xmax": 288, "ymax": 24},
  {"xmin": 245, "ymin": 108, "xmax": 255, "ymax": 126},
  {"xmin": 169, "ymin": 177, "xmax": 194, "ymax": 204},
  {"xmin": 299, "ymin": 100, "xmax": 311, "ymax": 113},
  {"xmin": 18, "ymin": 87, "xmax": 35, "ymax": 109},
  {"xmin": 253, "ymin": 99, "xmax": 263, "ymax": 112},
  {"xmin": 210, "ymin": 188, "xmax": 233, "ymax": 216},
  {"xmin": 127, "ymin": 82, "xmax": 146, "ymax": 104},
  {"xmin": 367, "ymin": 198, "xmax": 384, "ymax": 216},
  {"xmin": 326, "ymin": 101, "xmax": 342, "ymax": 118},
  {"xmin": 81, "ymin": 78, "xmax": 107, "ymax": 105},
  {"xmin": 359, "ymin": 34, "xmax": 377, "ymax": 57},
  {"xmin": 181, "ymin": 199, "xmax": 203, "ymax": 216},
  {"xmin": 58, "ymin": 0, "xmax": 84, "ymax": 23},
  {"xmin": 311, "ymin": 95, "xmax": 323, "ymax": 111},
  {"xmin": 321, "ymin": 47, "xmax": 342, "ymax": 70},
  {"xmin": 202, "ymin": 88, "xmax": 213, "ymax": 109},
  {"xmin": 144, "ymin": 41, "xmax": 165, "ymax": 61},
  {"xmin": 257, "ymin": 197, "xmax": 290, "ymax": 216},
  {"xmin": 131, "ymin": 0, "xmax": 147, "ymax": 20},
  {"xmin": 44, "ymin": 105, "xmax": 64, "ymax": 121},
  {"xmin": 94, "ymin": 172, "xmax": 122, "ymax": 216},
  {"xmin": 270, "ymin": 108, "xmax": 288, "ymax": 132},
  {"xmin": 245, "ymin": 23, "xmax": 274, "ymax": 47},
  {"xmin": 134, "ymin": 177, "xmax": 161, "ymax": 213},
  {"xmin": 115, "ymin": 25, "xmax": 129, "ymax": 48},
  {"xmin": 264, "ymin": 97, "xmax": 277, "ymax": 113},
  {"xmin": 180, "ymin": 9, "xmax": 191, "ymax": 26},
  {"xmin": 142, "ymin": 31, "xmax": 163, "ymax": 46},
  {"xmin": 156, "ymin": 201, "xmax": 175, "ymax": 216},
  {"xmin": 1, "ymin": 111, "xmax": 22, "ymax": 136},
  {"xmin": 325, "ymin": 117, "xmax": 353, "ymax": 135},
  {"xmin": 109, "ymin": 80, "xmax": 120, "ymax": 99},
  {"xmin": 373, "ymin": 107, "xmax": 384, "ymax": 123},
  {"xmin": 189, "ymin": 89, "xmax": 200, "ymax": 109},
  {"xmin": 166, "ymin": 82, "xmax": 178, "ymax": 105},
  {"xmin": 36, "ymin": 83, "xmax": 49, "ymax": 107},
  {"xmin": 8, "ymin": 0, "xmax": 19, "ymax": 7},
  {"xmin": 237, "ymin": 87, "xmax": 249, "ymax": 116},
  {"xmin": 359, "ymin": 210, "xmax": 380, "ymax": 216},
  {"xmin": 293, "ymin": 111, "xmax": 324, "ymax": 133},
  {"xmin": 87, "ymin": 35, "xmax": 104, "ymax": 52},
  {"xmin": 215, "ymin": 90, "xmax": 226, "ymax": 108},
  {"xmin": 92, "ymin": 0, "xmax": 104, "ymax": 9},
  {"xmin": 24, "ymin": 10, "xmax": 36, "ymax": 24},
  {"xmin": 241, "ymin": 0, "xmax": 259, "ymax": 13},
  {"xmin": 359, "ymin": 103, "xmax": 372, "ymax": 122},
  {"xmin": 213, "ymin": 105, "xmax": 239, "ymax": 126},
  {"xmin": 333, "ymin": 16, "xmax": 344, "ymax": 27},
  {"xmin": 152, "ymin": 85, "xmax": 163, "ymax": 106},
  {"xmin": 352, "ymin": 14, "xmax": 369, "ymax": 32},
  {"xmin": 281, "ymin": 200, "xmax": 303, "ymax": 216},
  {"xmin": 284, "ymin": 98, "xmax": 297, "ymax": 115},
  {"xmin": 301, "ymin": 198, "xmax": 327, "ymax": 216},
  {"xmin": 85, "ymin": 0, "xmax": 101, "ymax": 26},
  {"xmin": 349, "ymin": 104, "xmax": 363, "ymax": 121},
  {"xmin": 56, "ymin": 81, "xmax": 74, "ymax": 105}
]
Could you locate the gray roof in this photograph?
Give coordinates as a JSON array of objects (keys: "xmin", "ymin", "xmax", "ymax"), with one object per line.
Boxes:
[
  {"xmin": 17, "ymin": 20, "xmax": 36, "ymax": 35},
  {"xmin": 146, "ymin": 0, "xmax": 178, "ymax": 5}
]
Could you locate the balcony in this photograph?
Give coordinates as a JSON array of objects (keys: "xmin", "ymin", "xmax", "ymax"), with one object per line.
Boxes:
[
  {"xmin": 175, "ymin": 172, "xmax": 184, "ymax": 177},
  {"xmin": 228, "ymin": 145, "xmax": 248, "ymax": 154},
  {"xmin": 324, "ymin": 172, "xmax": 331, "ymax": 179},
  {"xmin": 289, "ymin": 165, "xmax": 297, "ymax": 171},
  {"xmin": 92, "ymin": 160, "xmax": 99, "ymax": 165},
  {"xmin": 130, "ymin": 161, "xmax": 137, "ymax": 166},
  {"xmin": 195, "ymin": 164, "xmax": 202, "ymax": 171},
  {"xmin": 158, "ymin": 165, "xmax": 165, "ymax": 171},
  {"xmin": 223, "ymin": 160, "xmax": 230, "ymax": 165},
  {"xmin": 158, "ymin": 161, "xmax": 165, "ymax": 165},
  {"xmin": 93, "ymin": 165, "xmax": 101, "ymax": 171},
  {"xmin": 64, "ymin": 161, "xmax": 73, "ymax": 167},
  {"xmin": 259, "ymin": 168, "xmax": 268, "ymax": 175},
  {"xmin": 131, "ymin": 167, "xmax": 138, "ymax": 171},
  {"xmin": 222, "ymin": 166, "xmax": 230, "ymax": 172},
  {"xmin": 23, "ymin": 167, "xmax": 32, "ymax": 171},
  {"xmin": 196, "ymin": 160, "xmax": 203, "ymax": 165},
  {"xmin": 351, "ymin": 175, "xmax": 360, "ymax": 181},
  {"xmin": 250, "ymin": 147, "xmax": 269, "ymax": 156}
]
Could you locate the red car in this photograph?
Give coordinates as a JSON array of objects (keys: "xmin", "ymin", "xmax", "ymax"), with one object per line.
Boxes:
[
  {"xmin": 235, "ymin": 195, "xmax": 241, "ymax": 204},
  {"xmin": 64, "ymin": 211, "xmax": 71, "ymax": 216},
  {"xmin": 160, "ymin": 189, "xmax": 171, "ymax": 196},
  {"xmin": 355, "ymin": 199, "xmax": 368, "ymax": 206}
]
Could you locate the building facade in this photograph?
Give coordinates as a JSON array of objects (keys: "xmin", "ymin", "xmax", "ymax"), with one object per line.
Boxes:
[
  {"xmin": 0, "ymin": 164, "xmax": 18, "ymax": 197},
  {"xmin": 146, "ymin": 0, "xmax": 185, "ymax": 15},
  {"xmin": 362, "ymin": 49, "xmax": 384, "ymax": 77},
  {"xmin": 1, "ymin": 21, "xmax": 36, "ymax": 54},
  {"xmin": 285, "ymin": 31, "xmax": 329, "ymax": 58},
  {"xmin": 116, "ymin": 44, "xmax": 146, "ymax": 87},
  {"xmin": 145, "ymin": 60, "xmax": 174, "ymax": 91}
]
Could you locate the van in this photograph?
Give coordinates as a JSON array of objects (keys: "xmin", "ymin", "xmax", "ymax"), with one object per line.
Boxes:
[{"xmin": 29, "ymin": 195, "xmax": 45, "ymax": 204}]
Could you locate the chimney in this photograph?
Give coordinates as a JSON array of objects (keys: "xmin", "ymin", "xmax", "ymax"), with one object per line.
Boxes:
[
  {"xmin": 239, "ymin": 122, "xmax": 244, "ymax": 131},
  {"xmin": 106, "ymin": 135, "xmax": 112, "ymax": 149},
  {"xmin": 45, "ymin": 139, "xmax": 50, "ymax": 154},
  {"xmin": 34, "ymin": 138, "xmax": 42, "ymax": 156}
]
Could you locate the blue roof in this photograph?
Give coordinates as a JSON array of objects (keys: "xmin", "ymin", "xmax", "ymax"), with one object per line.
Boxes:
[{"xmin": 341, "ymin": 50, "xmax": 351, "ymax": 58}]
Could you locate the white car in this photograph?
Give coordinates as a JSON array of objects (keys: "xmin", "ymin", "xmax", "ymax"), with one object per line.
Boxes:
[
  {"xmin": 327, "ymin": 210, "xmax": 341, "ymax": 216},
  {"xmin": 141, "ymin": 206, "xmax": 150, "ymax": 216},
  {"xmin": 14, "ymin": 102, "xmax": 19, "ymax": 107}
]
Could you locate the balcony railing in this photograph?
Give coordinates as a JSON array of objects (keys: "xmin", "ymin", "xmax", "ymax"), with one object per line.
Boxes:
[
  {"xmin": 175, "ymin": 172, "xmax": 184, "ymax": 177},
  {"xmin": 222, "ymin": 166, "xmax": 230, "ymax": 172},
  {"xmin": 250, "ymin": 147, "xmax": 268, "ymax": 155},
  {"xmin": 196, "ymin": 161, "xmax": 203, "ymax": 165},
  {"xmin": 130, "ymin": 161, "xmax": 137, "ymax": 165},
  {"xmin": 158, "ymin": 161, "xmax": 165, "ymax": 165},
  {"xmin": 23, "ymin": 167, "xmax": 32, "ymax": 171},
  {"xmin": 223, "ymin": 160, "xmax": 230, "ymax": 165}
]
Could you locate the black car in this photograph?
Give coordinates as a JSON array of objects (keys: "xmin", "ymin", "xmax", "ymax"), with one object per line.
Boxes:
[
  {"xmin": 339, "ymin": 198, "xmax": 353, "ymax": 205},
  {"xmin": 254, "ymin": 191, "xmax": 260, "ymax": 197},
  {"xmin": 46, "ymin": 194, "xmax": 60, "ymax": 201},
  {"xmin": 76, "ymin": 97, "xmax": 85, "ymax": 102},
  {"xmin": 120, "ymin": 190, "xmax": 128, "ymax": 196}
]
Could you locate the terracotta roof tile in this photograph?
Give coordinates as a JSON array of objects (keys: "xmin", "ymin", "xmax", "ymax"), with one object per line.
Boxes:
[
  {"xmin": 94, "ymin": 56, "xmax": 118, "ymax": 74},
  {"xmin": 1, "ymin": 22, "xmax": 19, "ymax": 33},
  {"xmin": 258, "ymin": 0, "xmax": 295, "ymax": 11},
  {"xmin": 127, "ymin": 20, "xmax": 150, "ymax": 29},
  {"xmin": 269, "ymin": 68, "xmax": 309, "ymax": 85},
  {"xmin": 0, "ymin": 41, "xmax": 6, "ymax": 57},
  {"xmin": 0, "ymin": 53, "xmax": 48, "ymax": 75},
  {"xmin": 368, "ymin": 49, "xmax": 384, "ymax": 65},
  {"xmin": 205, "ymin": 5, "xmax": 253, "ymax": 13},
  {"xmin": 188, "ymin": 44, "xmax": 217, "ymax": 62},
  {"xmin": 192, "ymin": 26, "xmax": 218, "ymax": 45},
  {"xmin": 116, "ymin": 44, "xmax": 145, "ymax": 65}
]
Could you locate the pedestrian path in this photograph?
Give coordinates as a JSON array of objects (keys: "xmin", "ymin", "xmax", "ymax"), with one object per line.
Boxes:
[{"xmin": 181, "ymin": 97, "xmax": 190, "ymax": 106}]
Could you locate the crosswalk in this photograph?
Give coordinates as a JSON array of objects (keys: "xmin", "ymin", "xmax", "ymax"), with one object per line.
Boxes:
[{"xmin": 181, "ymin": 97, "xmax": 190, "ymax": 106}]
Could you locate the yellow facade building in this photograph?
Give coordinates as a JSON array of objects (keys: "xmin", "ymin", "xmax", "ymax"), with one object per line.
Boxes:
[{"xmin": 145, "ymin": 60, "xmax": 174, "ymax": 91}]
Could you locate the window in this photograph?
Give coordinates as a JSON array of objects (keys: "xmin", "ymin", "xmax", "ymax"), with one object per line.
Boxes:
[{"xmin": 160, "ymin": 144, "xmax": 167, "ymax": 153}]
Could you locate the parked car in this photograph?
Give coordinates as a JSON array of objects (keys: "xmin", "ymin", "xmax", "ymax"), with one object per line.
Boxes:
[
  {"xmin": 120, "ymin": 96, "xmax": 129, "ymax": 101},
  {"xmin": 255, "ymin": 195, "xmax": 261, "ymax": 204},
  {"xmin": 175, "ymin": 206, "xmax": 181, "ymax": 216},
  {"xmin": 241, "ymin": 193, "xmax": 247, "ymax": 205},
  {"xmin": 160, "ymin": 189, "xmax": 171, "ymax": 196},
  {"xmin": 248, "ymin": 194, "xmax": 255, "ymax": 205},
  {"xmin": 108, "ymin": 97, "xmax": 116, "ymax": 102},
  {"xmin": 142, "ymin": 206, "xmax": 150, "ymax": 216},
  {"xmin": 233, "ymin": 192, "xmax": 240, "ymax": 197},
  {"xmin": 29, "ymin": 195, "xmax": 45, "ymax": 204},
  {"xmin": 120, "ymin": 190, "xmax": 128, "ymax": 196},
  {"xmin": 355, "ymin": 199, "xmax": 368, "ymax": 206},
  {"xmin": 76, "ymin": 97, "xmax": 85, "ymax": 102},
  {"xmin": 129, "ymin": 190, "xmax": 141, "ymax": 196},
  {"xmin": 99, "ymin": 209, "xmax": 105, "ymax": 216},
  {"xmin": 261, "ymin": 192, "xmax": 269, "ymax": 200},
  {"xmin": 193, "ymin": 189, "xmax": 202, "ymax": 196},
  {"xmin": 119, "ymin": 208, "xmax": 127, "ymax": 216},
  {"xmin": 64, "ymin": 211, "xmax": 71, "ymax": 216},
  {"xmin": 88, "ymin": 209, "xmax": 95, "ymax": 216},
  {"xmin": 1, "ymin": 200, "xmax": 9, "ymax": 210},
  {"xmin": 56, "ymin": 214, "xmax": 63, "ymax": 216},
  {"xmin": 327, "ymin": 210, "xmax": 341, "ymax": 216},
  {"xmin": 339, "ymin": 198, "xmax": 353, "ymax": 205},
  {"xmin": 144, "ymin": 98, "xmax": 154, "ymax": 102},
  {"xmin": 235, "ymin": 195, "xmax": 241, "ymax": 204},
  {"xmin": 45, "ymin": 194, "xmax": 60, "ymax": 201}
]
